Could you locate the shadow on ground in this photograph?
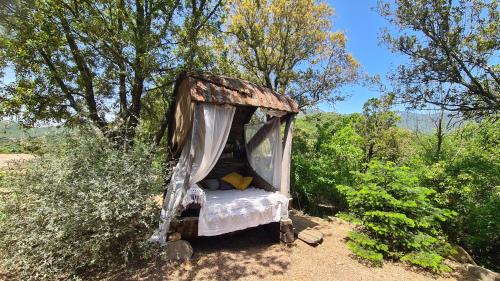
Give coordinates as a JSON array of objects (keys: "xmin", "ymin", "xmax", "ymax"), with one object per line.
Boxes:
[
  {"xmin": 106, "ymin": 224, "xmax": 292, "ymax": 281},
  {"xmin": 98, "ymin": 212, "xmax": 478, "ymax": 281}
]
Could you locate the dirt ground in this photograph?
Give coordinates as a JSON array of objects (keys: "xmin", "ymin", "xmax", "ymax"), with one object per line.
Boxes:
[
  {"xmin": 0, "ymin": 154, "xmax": 477, "ymax": 281},
  {"xmin": 0, "ymin": 153, "xmax": 35, "ymax": 170},
  {"xmin": 104, "ymin": 211, "xmax": 475, "ymax": 281}
]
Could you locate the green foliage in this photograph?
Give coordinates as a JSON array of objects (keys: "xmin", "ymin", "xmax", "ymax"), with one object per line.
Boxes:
[
  {"xmin": 339, "ymin": 161, "xmax": 455, "ymax": 272},
  {"xmin": 292, "ymin": 104, "xmax": 499, "ymax": 271},
  {"xmin": 0, "ymin": 0, "xmax": 224, "ymax": 144},
  {"xmin": 346, "ymin": 241, "xmax": 384, "ymax": 265},
  {"xmin": 226, "ymin": 0, "xmax": 362, "ymax": 109},
  {"xmin": 401, "ymin": 251, "xmax": 451, "ymax": 273},
  {"xmin": 348, "ymin": 231, "xmax": 389, "ymax": 256},
  {"xmin": 357, "ymin": 95, "xmax": 417, "ymax": 163},
  {"xmin": 0, "ymin": 129, "xmax": 163, "ymax": 280},
  {"xmin": 419, "ymin": 120, "xmax": 500, "ymax": 269},
  {"xmin": 292, "ymin": 113, "xmax": 364, "ymax": 213},
  {"xmin": 378, "ymin": 0, "xmax": 500, "ymax": 119},
  {"xmin": 292, "ymin": 110, "xmax": 416, "ymax": 215}
]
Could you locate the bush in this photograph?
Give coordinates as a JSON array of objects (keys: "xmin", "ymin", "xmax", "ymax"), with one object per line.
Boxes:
[
  {"xmin": 338, "ymin": 161, "xmax": 455, "ymax": 273},
  {"xmin": 0, "ymin": 130, "xmax": 163, "ymax": 280},
  {"xmin": 419, "ymin": 121, "xmax": 500, "ymax": 270},
  {"xmin": 292, "ymin": 113, "xmax": 364, "ymax": 214},
  {"xmin": 291, "ymin": 112, "xmax": 416, "ymax": 215}
]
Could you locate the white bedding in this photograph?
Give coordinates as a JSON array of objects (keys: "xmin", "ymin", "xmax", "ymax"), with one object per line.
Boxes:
[{"xmin": 198, "ymin": 187, "xmax": 289, "ymax": 236}]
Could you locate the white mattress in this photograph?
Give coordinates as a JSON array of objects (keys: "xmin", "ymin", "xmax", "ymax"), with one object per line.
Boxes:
[{"xmin": 198, "ymin": 187, "xmax": 289, "ymax": 236}]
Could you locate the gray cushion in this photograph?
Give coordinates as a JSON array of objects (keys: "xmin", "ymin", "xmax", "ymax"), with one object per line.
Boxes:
[
  {"xmin": 204, "ymin": 179, "xmax": 219, "ymax": 191},
  {"xmin": 219, "ymin": 180, "xmax": 234, "ymax": 190}
]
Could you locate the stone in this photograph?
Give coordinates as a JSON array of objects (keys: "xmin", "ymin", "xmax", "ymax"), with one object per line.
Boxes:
[
  {"xmin": 280, "ymin": 218, "xmax": 293, "ymax": 225},
  {"xmin": 297, "ymin": 228, "xmax": 323, "ymax": 245},
  {"xmin": 279, "ymin": 218, "xmax": 295, "ymax": 244},
  {"xmin": 465, "ymin": 264, "xmax": 499, "ymax": 281},
  {"xmin": 280, "ymin": 231, "xmax": 295, "ymax": 244},
  {"xmin": 450, "ymin": 245, "xmax": 476, "ymax": 265},
  {"xmin": 280, "ymin": 218, "xmax": 294, "ymax": 233},
  {"xmin": 168, "ymin": 232, "xmax": 182, "ymax": 241},
  {"xmin": 164, "ymin": 240, "xmax": 193, "ymax": 261},
  {"xmin": 326, "ymin": 216, "xmax": 336, "ymax": 222}
]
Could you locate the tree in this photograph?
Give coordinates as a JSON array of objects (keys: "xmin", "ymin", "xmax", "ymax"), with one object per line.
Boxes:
[
  {"xmin": 339, "ymin": 161, "xmax": 456, "ymax": 273},
  {"xmin": 358, "ymin": 95, "xmax": 400, "ymax": 163},
  {"xmin": 291, "ymin": 113, "xmax": 364, "ymax": 213},
  {"xmin": 0, "ymin": 0, "xmax": 223, "ymax": 145},
  {"xmin": 226, "ymin": 0, "xmax": 362, "ymax": 109},
  {"xmin": 379, "ymin": 0, "xmax": 499, "ymax": 119},
  {"xmin": 420, "ymin": 120, "xmax": 500, "ymax": 269}
]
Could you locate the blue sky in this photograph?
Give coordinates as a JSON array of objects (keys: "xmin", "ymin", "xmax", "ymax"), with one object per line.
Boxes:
[
  {"xmin": 1, "ymin": 0, "xmax": 406, "ymax": 114},
  {"xmin": 322, "ymin": 0, "xmax": 406, "ymax": 113}
]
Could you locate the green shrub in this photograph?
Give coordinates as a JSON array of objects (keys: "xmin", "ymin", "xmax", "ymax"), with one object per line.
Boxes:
[
  {"xmin": 292, "ymin": 113, "xmax": 364, "ymax": 214},
  {"xmin": 346, "ymin": 231, "xmax": 386, "ymax": 264},
  {"xmin": 401, "ymin": 251, "xmax": 451, "ymax": 273},
  {"xmin": 419, "ymin": 121, "xmax": 500, "ymax": 270},
  {"xmin": 0, "ymin": 129, "xmax": 163, "ymax": 280},
  {"xmin": 339, "ymin": 161, "xmax": 455, "ymax": 272}
]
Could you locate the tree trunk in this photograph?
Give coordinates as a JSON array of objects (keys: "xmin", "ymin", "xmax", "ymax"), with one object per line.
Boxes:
[
  {"xmin": 435, "ymin": 109, "xmax": 445, "ymax": 161},
  {"xmin": 367, "ymin": 142, "xmax": 375, "ymax": 163},
  {"xmin": 124, "ymin": 0, "xmax": 148, "ymax": 143},
  {"xmin": 59, "ymin": 14, "xmax": 107, "ymax": 132}
]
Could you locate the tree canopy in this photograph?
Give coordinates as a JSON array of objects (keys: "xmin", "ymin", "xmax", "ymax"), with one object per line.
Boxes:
[
  {"xmin": 0, "ymin": 0, "xmax": 223, "ymax": 144},
  {"xmin": 379, "ymin": 0, "xmax": 499, "ymax": 119},
  {"xmin": 225, "ymin": 0, "xmax": 362, "ymax": 109},
  {"xmin": 0, "ymin": 0, "xmax": 368, "ymax": 142}
]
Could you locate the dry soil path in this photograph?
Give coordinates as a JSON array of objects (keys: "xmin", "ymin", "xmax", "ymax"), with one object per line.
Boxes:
[
  {"xmin": 107, "ymin": 212, "xmax": 474, "ymax": 281},
  {"xmin": 0, "ymin": 153, "xmax": 35, "ymax": 170}
]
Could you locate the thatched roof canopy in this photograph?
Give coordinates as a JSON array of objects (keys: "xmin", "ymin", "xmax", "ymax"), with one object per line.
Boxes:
[
  {"xmin": 176, "ymin": 72, "xmax": 299, "ymax": 113},
  {"xmin": 167, "ymin": 72, "xmax": 298, "ymax": 156}
]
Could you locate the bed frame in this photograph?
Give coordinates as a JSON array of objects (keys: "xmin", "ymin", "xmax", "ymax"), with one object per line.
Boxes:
[{"xmin": 172, "ymin": 198, "xmax": 294, "ymax": 241}]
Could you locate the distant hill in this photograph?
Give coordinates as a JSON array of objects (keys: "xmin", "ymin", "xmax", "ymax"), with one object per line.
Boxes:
[
  {"xmin": 298, "ymin": 111, "xmax": 460, "ymax": 134},
  {"xmin": 397, "ymin": 111, "xmax": 460, "ymax": 133},
  {"xmin": 0, "ymin": 121, "xmax": 62, "ymax": 153},
  {"xmin": 1, "ymin": 111, "xmax": 456, "ymax": 142},
  {"xmin": 0, "ymin": 121, "xmax": 60, "ymax": 139}
]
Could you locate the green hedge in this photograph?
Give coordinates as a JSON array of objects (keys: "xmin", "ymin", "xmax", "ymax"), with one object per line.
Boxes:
[
  {"xmin": 338, "ymin": 161, "xmax": 456, "ymax": 272},
  {"xmin": 0, "ymin": 130, "xmax": 164, "ymax": 280}
]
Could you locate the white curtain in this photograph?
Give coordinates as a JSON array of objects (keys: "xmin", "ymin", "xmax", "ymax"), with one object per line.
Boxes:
[
  {"xmin": 151, "ymin": 103, "xmax": 235, "ymax": 245},
  {"xmin": 280, "ymin": 116, "xmax": 294, "ymax": 197},
  {"xmin": 189, "ymin": 104, "xmax": 236, "ymax": 184},
  {"xmin": 244, "ymin": 117, "xmax": 282, "ymax": 190}
]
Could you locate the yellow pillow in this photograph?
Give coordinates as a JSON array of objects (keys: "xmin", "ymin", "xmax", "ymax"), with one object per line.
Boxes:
[
  {"xmin": 221, "ymin": 172, "xmax": 253, "ymax": 190},
  {"xmin": 239, "ymin": 176, "xmax": 253, "ymax": 190}
]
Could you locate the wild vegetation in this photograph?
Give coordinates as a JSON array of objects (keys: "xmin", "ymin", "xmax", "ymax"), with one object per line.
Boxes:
[
  {"xmin": 292, "ymin": 109, "xmax": 499, "ymax": 271},
  {"xmin": 0, "ymin": 121, "xmax": 60, "ymax": 153},
  {"xmin": 0, "ymin": 0, "xmax": 498, "ymax": 279},
  {"xmin": 0, "ymin": 129, "xmax": 164, "ymax": 280},
  {"xmin": 378, "ymin": 0, "xmax": 499, "ymax": 118}
]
